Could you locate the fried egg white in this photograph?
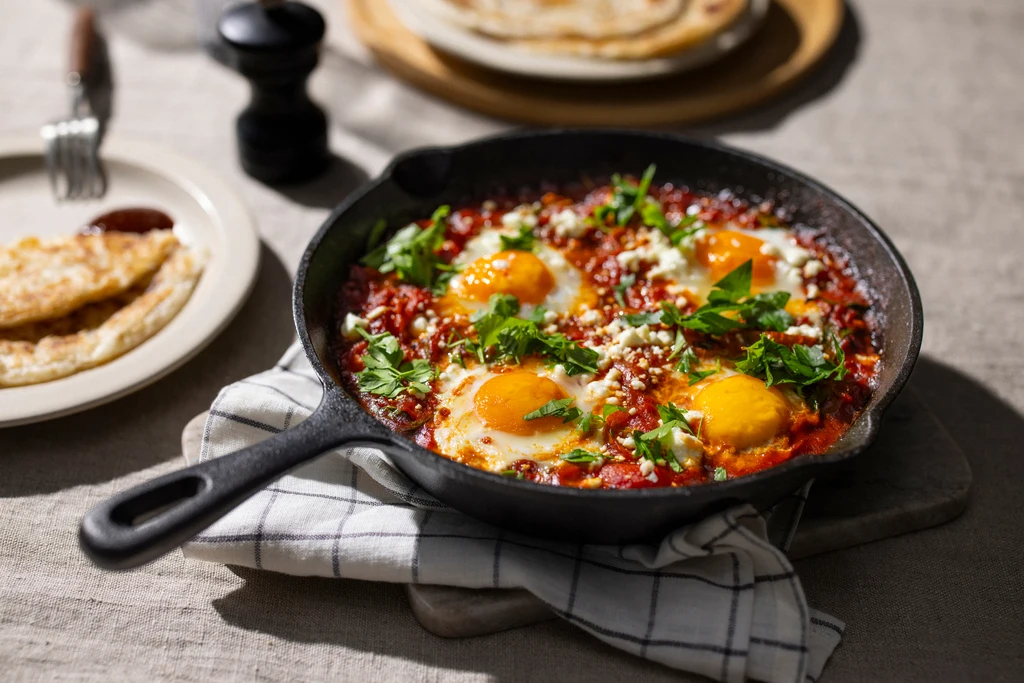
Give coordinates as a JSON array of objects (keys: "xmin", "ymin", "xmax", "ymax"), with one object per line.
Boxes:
[
  {"xmin": 433, "ymin": 360, "xmax": 601, "ymax": 472},
  {"xmin": 439, "ymin": 227, "xmax": 596, "ymax": 318}
]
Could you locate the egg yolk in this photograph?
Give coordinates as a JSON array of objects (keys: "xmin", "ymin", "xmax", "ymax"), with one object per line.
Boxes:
[
  {"xmin": 695, "ymin": 230, "xmax": 776, "ymax": 286},
  {"xmin": 450, "ymin": 251, "xmax": 555, "ymax": 305},
  {"xmin": 473, "ymin": 371, "xmax": 569, "ymax": 435},
  {"xmin": 694, "ymin": 375, "xmax": 790, "ymax": 451}
]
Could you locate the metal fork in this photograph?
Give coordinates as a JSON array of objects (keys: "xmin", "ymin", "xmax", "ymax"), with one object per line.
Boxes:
[{"xmin": 42, "ymin": 6, "xmax": 105, "ymax": 201}]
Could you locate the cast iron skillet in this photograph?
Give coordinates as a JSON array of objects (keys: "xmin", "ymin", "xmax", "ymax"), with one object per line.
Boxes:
[{"xmin": 80, "ymin": 130, "xmax": 923, "ymax": 570}]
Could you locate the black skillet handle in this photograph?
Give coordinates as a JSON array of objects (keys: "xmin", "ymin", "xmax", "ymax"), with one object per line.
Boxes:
[{"xmin": 79, "ymin": 395, "xmax": 391, "ymax": 570}]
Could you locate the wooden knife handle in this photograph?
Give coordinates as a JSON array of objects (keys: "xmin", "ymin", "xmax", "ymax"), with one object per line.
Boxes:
[{"xmin": 69, "ymin": 6, "xmax": 96, "ymax": 82}]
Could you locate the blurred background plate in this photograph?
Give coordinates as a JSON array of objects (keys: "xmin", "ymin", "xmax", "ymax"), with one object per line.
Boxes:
[
  {"xmin": 386, "ymin": 0, "xmax": 771, "ymax": 82},
  {"xmin": 350, "ymin": 0, "xmax": 843, "ymax": 126},
  {"xmin": 0, "ymin": 136, "xmax": 259, "ymax": 427}
]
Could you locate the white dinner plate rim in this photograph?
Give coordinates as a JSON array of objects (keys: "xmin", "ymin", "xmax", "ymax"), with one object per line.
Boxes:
[
  {"xmin": 387, "ymin": 0, "xmax": 771, "ymax": 82},
  {"xmin": 0, "ymin": 135, "xmax": 260, "ymax": 427}
]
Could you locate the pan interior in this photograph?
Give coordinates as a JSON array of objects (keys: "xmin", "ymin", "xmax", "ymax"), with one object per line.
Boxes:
[{"xmin": 297, "ymin": 132, "xmax": 920, "ymax": 458}]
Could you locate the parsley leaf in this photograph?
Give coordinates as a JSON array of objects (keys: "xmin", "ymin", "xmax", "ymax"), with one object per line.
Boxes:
[
  {"xmin": 671, "ymin": 261, "xmax": 794, "ymax": 335},
  {"xmin": 526, "ymin": 306, "xmax": 548, "ymax": 324},
  {"xmin": 360, "ymin": 205, "xmax": 452, "ymax": 290},
  {"xmin": 354, "ymin": 328, "xmax": 435, "ymax": 399},
  {"xmin": 621, "ymin": 310, "xmax": 663, "ymax": 326},
  {"xmin": 594, "ymin": 164, "xmax": 657, "ymax": 227},
  {"xmin": 602, "ymin": 404, "xmax": 626, "ymax": 417},
  {"xmin": 668, "ymin": 214, "xmax": 703, "ymax": 245},
  {"xmin": 735, "ymin": 333, "xmax": 848, "ymax": 388},
  {"xmin": 560, "ymin": 448, "xmax": 603, "ymax": 463},
  {"xmin": 713, "ymin": 467, "xmax": 728, "ymax": 482},
  {"xmin": 499, "ymin": 225, "xmax": 536, "ymax": 251},
  {"xmin": 524, "ymin": 398, "xmax": 581, "ymax": 424},
  {"xmin": 467, "ymin": 294, "xmax": 599, "ymax": 375},
  {"xmin": 613, "ymin": 273, "xmax": 635, "ymax": 306}
]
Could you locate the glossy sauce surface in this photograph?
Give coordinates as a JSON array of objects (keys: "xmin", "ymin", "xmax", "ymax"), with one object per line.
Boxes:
[{"xmin": 81, "ymin": 208, "xmax": 174, "ymax": 235}]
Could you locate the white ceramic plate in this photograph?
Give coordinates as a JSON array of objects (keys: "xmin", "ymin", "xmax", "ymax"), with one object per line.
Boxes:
[
  {"xmin": 388, "ymin": 0, "xmax": 770, "ymax": 82},
  {"xmin": 0, "ymin": 136, "xmax": 259, "ymax": 427}
]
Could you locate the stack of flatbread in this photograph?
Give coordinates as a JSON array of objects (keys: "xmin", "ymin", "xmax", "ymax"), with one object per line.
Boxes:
[
  {"xmin": 411, "ymin": 0, "xmax": 748, "ymax": 59},
  {"xmin": 0, "ymin": 230, "xmax": 205, "ymax": 387}
]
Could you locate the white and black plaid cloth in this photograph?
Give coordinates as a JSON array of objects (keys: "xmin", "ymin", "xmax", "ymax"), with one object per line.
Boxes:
[{"xmin": 183, "ymin": 344, "xmax": 844, "ymax": 683}]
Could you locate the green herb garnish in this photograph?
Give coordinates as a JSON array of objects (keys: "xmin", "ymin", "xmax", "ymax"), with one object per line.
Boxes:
[
  {"xmin": 594, "ymin": 164, "xmax": 657, "ymax": 227},
  {"xmin": 499, "ymin": 225, "xmax": 536, "ymax": 251},
  {"xmin": 354, "ymin": 328, "xmax": 435, "ymax": 400},
  {"xmin": 713, "ymin": 467, "xmax": 728, "ymax": 482},
  {"xmin": 735, "ymin": 332, "xmax": 848, "ymax": 388},
  {"xmin": 524, "ymin": 398, "xmax": 581, "ymax": 424},
  {"xmin": 560, "ymin": 448, "xmax": 603, "ymax": 464},
  {"xmin": 360, "ymin": 205, "xmax": 453, "ymax": 290},
  {"xmin": 613, "ymin": 273, "xmax": 635, "ymax": 306},
  {"xmin": 466, "ymin": 294, "xmax": 599, "ymax": 375}
]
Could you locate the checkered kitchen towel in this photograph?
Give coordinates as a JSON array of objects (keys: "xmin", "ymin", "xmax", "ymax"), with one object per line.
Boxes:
[{"xmin": 183, "ymin": 344, "xmax": 844, "ymax": 683}]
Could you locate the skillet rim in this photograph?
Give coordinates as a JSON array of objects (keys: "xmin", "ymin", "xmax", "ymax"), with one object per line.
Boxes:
[{"xmin": 294, "ymin": 128, "xmax": 924, "ymax": 501}]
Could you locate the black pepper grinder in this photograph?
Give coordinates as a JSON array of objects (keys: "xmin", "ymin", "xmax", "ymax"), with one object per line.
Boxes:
[{"xmin": 218, "ymin": 0, "xmax": 329, "ymax": 184}]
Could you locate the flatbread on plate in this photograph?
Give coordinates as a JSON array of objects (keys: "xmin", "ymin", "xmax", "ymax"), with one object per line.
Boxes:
[
  {"xmin": 0, "ymin": 245, "xmax": 206, "ymax": 387},
  {"xmin": 413, "ymin": 0, "xmax": 748, "ymax": 59},
  {"xmin": 0, "ymin": 229, "xmax": 179, "ymax": 329}
]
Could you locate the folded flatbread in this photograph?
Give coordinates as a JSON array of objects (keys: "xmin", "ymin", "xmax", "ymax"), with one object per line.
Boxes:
[
  {"xmin": 414, "ymin": 0, "xmax": 747, "ymax": 59},
  {"xmin": 0, "ymin": 230, "xmax": 179, "ymax": 329},
  {"xmin": 0, "ymin": 245, "xmax": 205, "ymax": 387}
]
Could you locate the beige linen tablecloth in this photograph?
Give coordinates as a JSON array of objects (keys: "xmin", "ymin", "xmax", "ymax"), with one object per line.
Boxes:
[{"xmin": 2, "ymin": 0, "xmax": 1023, "ymax": 681}]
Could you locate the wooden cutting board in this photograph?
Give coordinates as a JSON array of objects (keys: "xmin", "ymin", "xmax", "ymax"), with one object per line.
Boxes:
[
  {"xmin": 182, "ymin": 383, "xmax": 971, "ymax": 638},
  {"xmin": 347, "ymin": 0, "xmax": 845, "ymax": 127}
]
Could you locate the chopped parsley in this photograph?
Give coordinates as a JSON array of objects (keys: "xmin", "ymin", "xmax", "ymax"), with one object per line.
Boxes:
[
  {"xmin": 619, "ymin": 261, "xmax": 793, "ymax": 336},
  {"xmin": 466, "ymin": 294, "xmax": 599, "ymax": 375},
  {"xmin": 354, "ymin": 328, "xmax": 435, "ymax": 399},
  {"xmin": 735, "ymin": 332, "xmax": 848, "ymax": 388},
  {"xmin": 594, "ymin": 164, "xmax": 657, "ymax": 227},
  {"xmin": 525, "ymin": 398, "xmax": 605, "ymax": 434},
  {"xmin": 499, "ymin": 225, "xmax": 536, "ymax": 251},
  {"xmin": 613, "ymin": 273, "xmax": 635, "ymax": 306},
  {"xmin": 560, "ymin": 448, "xmax": 603, "ymax": 464},
  {"xmin": 675, "ymin": 347, "xmax": 721, "ymax": 386},
  {"xmin": 713, "ymin": 467, "xmax": 728, "ymax": 482},
  {"xmin": 524, "ymin": 398, "xmax": 581, "ymax": 424},
  {"xmin": 360, "ymin": 205, "xmax": 453, "ymax": 291},
  {"xmin": 501, "ymin": 469, "xmax": 525, "ymax": 479}
]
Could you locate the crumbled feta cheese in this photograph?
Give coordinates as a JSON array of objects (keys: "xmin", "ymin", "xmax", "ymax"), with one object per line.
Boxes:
[
  {"xmin": 668, "ymin": 427, "xmax": 704, "ymax": 462},
  {"xmin": 616, "ymin": 249, "xmax": 642, "ymax": 273},
  {"xmin": 780, "ymin": 244, "xmax": 811, "ymax": 267},
  {"xmin": 366, "ymin": 305, "xmax": 389, "ymax": 321},
  {"xmin": 579, "ymin": 308, "xmax": 603, "ymax": 326},
  {"xmin": 605, "ymin": 368, "xmax": 622, "ymax": 382},
  {"xmin": 639, "ymin": 459, "xmax": 655, "ymax": 477},
  {"xmin": 759, "ymin": 242, "xmax": 782, "ymax": 257},
  {"xmin": 411, "ymin": 316, "xmax": 428, "ymax": 336},
  {"xmin": 647, "ymin": 246, "xmax": 690, "ymax": 280},
  {"xmin": 784, "ymin": 266, "xmax": 804, "ymax": 287},
  {"xmin": 585, "ymin": 379, "xmax": 614, "ymax": 401},
  {"xmin": 630, "ymin": 378, "xmax": 646, "ymax": 391},
  {"xmin": 684, "ymin": 410, "xmax": 703, "ymax": 423},
  {"xmin": 500, "ymin": 205, "xmax": 538, "ymax": 230},
  {"xmin": 653, "ymin": 330, "xmax": 674, "ymax": 347},
  {"xmin": 686, "ymin": 204, "xmax": 701, "ymax": 216},
  {"xmin": 341, "ymin": 313, "xmax": 368, "ymax": 340},
  {"xmin": 628, "ymin": 407, "xmax": 637, "ymax": 415},
  {"xmin": 550, "ymin": 208, "xmax": 587, "ymax": 238},
  {"xmin": 803, "ymin": 259, "xmax": 825, "ymax": 277},
  {"xmin": 617, "ymin": 434, "xmax": 635, "ymax": 449},
  {"xmin": 542, "ymin": 310, "xmax": 558, "ymax": 324},
  {"xmin": 806, "ymin": 283, "xmax": 820, "ymax": 299},
  {"xmin": 550, "ymin": 365, "xmax": 570, "ymax": 383},
  {"xmin": 785, "ymin": 324, "xmax": 822, "ymax": 339},
  {"xmin": 544, "ymin": 324, "xmax": 558, "ymax": 335}
]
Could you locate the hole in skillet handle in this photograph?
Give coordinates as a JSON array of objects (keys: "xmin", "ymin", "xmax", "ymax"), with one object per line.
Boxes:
[
  {"xmin": 78, "ymin": 395, "xmax": 393, "ymax": 571},
  {"xmin": 389, "ymin": 149, "xmax": 453, "ymax": 199}
]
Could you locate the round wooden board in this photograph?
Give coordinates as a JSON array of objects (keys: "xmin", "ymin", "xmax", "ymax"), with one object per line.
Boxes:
[{"xmin": 348, "ymin": 0, "xmax": 844, "ymax": 127}]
